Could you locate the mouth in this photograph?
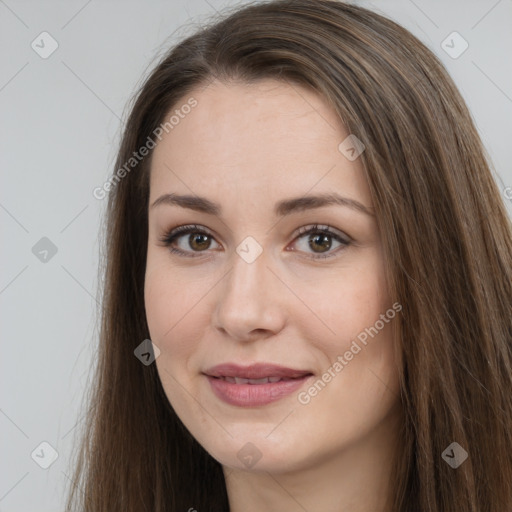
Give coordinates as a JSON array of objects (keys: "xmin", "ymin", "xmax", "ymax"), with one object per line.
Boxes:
[
  {"xmin": 204, "ymin": 362, "xmax": 313, "ymax": 380},
  {"xmin": 211, "ymin": 375, "xmax": 307, "ymax": 384},
  {"xmin": 203, "ymin": 363, "xmax": 314, "ymax": 407}
]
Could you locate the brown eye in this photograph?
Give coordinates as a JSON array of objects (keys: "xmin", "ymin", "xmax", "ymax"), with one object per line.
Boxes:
[
  {"xmin": 159, "ymin": 223, "xmax": 350, "ymax": 260},
  {"xmin": 159, "ymin": 224, "xmax": 220, "ymax": 258},
  {"xmin": 308, "ymin": 233, "xmax": 333, "ymax": 253},
  {"xmin": 291, "ymin": 224, "xmax": 351, "ymax": 260},
  {"xmin": 188, "ymin": 233, "xmax": 211, "ymax": 251}
]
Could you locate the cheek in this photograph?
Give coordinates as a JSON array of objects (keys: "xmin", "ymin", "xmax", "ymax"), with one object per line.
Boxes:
[
  {"xmin": 292, "ymin": 263, "xmax": 399, "ymax": 444},
  {"xmin": 144, "ymin": 259, "xmax": 202, "ymax": 361},
  {"xmin": 144, "ymin": 266, "xmax": 206, "ymax": 416},
  {"xmin": 293, "ymin": 252, "xmax": 391, "ymax": 353},
  {"xmin": 144, "ymin": 263, "xmax": 221, "ymax": 439}
]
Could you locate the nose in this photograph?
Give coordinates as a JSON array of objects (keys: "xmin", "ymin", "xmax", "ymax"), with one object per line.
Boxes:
[{"xmin": 211, "ymin": 248, "xmax": 287, "ymax": 343}]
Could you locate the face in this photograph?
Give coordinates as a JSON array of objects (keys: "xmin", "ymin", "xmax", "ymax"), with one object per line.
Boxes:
[{"xmin": 144, "ymin": 79, "xmax": 402, "ymax": 474}]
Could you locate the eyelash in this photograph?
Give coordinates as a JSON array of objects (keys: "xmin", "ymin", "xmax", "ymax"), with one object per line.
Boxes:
[{"xmin": 158, "ymin": 223, "xmax": 351, "ymax": 260}]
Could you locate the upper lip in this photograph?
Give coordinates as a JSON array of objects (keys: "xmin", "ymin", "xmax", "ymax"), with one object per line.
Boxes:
[{"xmin": 204, "ymin": 363, "xmax": 313, "ymax": 379}]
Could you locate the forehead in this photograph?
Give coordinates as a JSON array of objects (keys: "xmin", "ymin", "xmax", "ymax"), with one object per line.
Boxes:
[{"xmin": 149, "ymin": 79, "xmax": 370, "ymax": 206}]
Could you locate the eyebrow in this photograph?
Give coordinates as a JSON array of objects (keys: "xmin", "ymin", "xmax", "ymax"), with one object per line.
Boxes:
[{"xmin": 150, "ymin": 192, "xmax": 375, "ymax": 217}]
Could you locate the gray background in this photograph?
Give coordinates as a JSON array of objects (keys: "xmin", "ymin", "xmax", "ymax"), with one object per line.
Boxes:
[{"xmin": 1, "ymin": 0, "xmax": 511, "ymax": 510}]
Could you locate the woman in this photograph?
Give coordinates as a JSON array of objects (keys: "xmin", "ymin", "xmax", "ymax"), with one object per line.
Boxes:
[{"xmin": 65, "ymin": 1, "xmax": 512, "ymax": 511}]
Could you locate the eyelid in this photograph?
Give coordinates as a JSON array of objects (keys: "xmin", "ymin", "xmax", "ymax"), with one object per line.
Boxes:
[
  {"xmin": 293, "ymin": 223, "xmax": 350, "ymax": 243},
  {"xmin": 158, "ymin": 223, "xmax": 351, "ymax": 259},
  {"xmin": 157, "ymin": 224, "xmax": 219, "ymax": 256},
  {"xmin": 288, "ymin": 223, "xmax": 351, "ymax": 260}
]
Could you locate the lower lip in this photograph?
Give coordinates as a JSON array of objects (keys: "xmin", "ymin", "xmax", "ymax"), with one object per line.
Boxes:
[{"xmin": 206, "ymin": 375, "xmax": 313, "ymax": 407}]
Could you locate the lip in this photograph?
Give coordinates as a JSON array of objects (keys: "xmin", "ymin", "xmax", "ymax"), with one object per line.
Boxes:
[
  {"xmin": 204, "ymin": 363, "xmax": 313, "ymax": 380},
  {"xmin": 203, "ymin": 363, "xmax": 314, "ymax": 407}
]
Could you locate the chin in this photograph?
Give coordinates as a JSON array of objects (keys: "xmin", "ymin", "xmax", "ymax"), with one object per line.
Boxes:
[{"xmin": 200, "ymin": 432, "xmax": 312, "ymax": 474}]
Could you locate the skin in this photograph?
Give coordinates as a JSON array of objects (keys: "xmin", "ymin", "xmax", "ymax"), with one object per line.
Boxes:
[{"xmin": 144, "ymin": 79, "xmax": 403, "ymax": 512}]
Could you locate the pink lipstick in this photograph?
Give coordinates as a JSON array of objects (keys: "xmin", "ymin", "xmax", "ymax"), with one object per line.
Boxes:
[{"xmin": 204, "ymin": 363, "xmax": 313, "ymax": 407}]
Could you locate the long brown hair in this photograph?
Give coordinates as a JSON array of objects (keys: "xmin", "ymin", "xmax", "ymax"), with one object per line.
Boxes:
[{"xmin": 65, "ymin": 1, "xmax": 512, "ymax": 510}]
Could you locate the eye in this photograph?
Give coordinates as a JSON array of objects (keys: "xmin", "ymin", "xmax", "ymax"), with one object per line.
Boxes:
[
  {"xmin": 158, "ymin": 224, "xmax": 219, "ymax": 258},
  {"xmin": 158, "ymin": 223, "xmax": 351, "ymax": 260},
  {"xmin": 288, "ymin": 224, "xmax": 351, "ymax": 260}
]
